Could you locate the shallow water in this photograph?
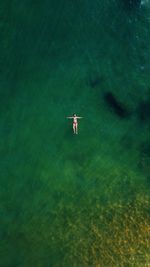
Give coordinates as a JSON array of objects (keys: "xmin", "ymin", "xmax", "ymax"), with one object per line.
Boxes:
[{"xmin": 0, "ymin": 1, "xmax": 150, "ymax": 266}]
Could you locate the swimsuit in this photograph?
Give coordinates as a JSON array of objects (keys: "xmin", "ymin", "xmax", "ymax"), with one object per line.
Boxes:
[
  {"xmin": 73, "ymin": 118, "xmax": 78, "ymax": 127},
  {"xmin": 73, "ymin": 122, "xmax": 77, "ymax": 127}
]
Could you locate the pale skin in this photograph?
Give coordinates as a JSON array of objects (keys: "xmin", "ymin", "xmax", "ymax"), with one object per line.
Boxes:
[{"xmin": 66, "ymin": 114, "xmax": 83, "ymax": 134}]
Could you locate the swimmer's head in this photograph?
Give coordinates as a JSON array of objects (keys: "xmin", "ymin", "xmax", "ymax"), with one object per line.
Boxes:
[{"xmin": 73, "ymin": 114, "xmax": 76, "ymax": 117}]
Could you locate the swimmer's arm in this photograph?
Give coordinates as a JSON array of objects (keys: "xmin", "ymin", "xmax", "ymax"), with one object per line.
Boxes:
[
  {"xmin": 76, "ymin": 116, "xmax": 83, "ymax": 118},
  {"xmin": 66, "ymin": 116, "xmax": 74, "ymax": 119}
]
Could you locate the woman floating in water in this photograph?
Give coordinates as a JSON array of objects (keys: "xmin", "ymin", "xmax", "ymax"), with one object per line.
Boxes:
[{"xmin": 66, "ymin": 114, "xmax": 83, "ymax": 134}]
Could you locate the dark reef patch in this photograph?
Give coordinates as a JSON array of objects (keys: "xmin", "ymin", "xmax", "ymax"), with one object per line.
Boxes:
[
  {"xmin": 138, "ymin": 142, "xmax": 150, "ymax": 176},
  {"xmin": 88, "ymin": 72, "xmax": 105, "ymax": 88},
  {"xmin": 104, "ymin": 92, "xmax": 130, "ymax": 118},
  {"xmin": 140, "ymin": 142, "xmax": 150, "ymax": 157},
  {"xmin": 122, "ymin": 0, "xmax": 141, "ymax": 10},
  {"xmin": 137, "ymin": 100, "xmax": 150, "ymax": 122}
]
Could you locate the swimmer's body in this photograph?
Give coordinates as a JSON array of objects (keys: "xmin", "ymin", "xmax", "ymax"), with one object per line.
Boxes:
[{"xmin": 66, "ymin": 114, "xmax": 83, "ymax": 134}]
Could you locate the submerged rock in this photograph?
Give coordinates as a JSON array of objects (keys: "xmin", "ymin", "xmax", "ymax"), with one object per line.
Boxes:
[{"xmin": 104, "ymin": 92, "xmax": 130, "ymax": 118}]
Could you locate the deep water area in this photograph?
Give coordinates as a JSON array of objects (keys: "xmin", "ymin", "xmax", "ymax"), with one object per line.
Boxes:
[{"xmin": 0, "ymin": 0, "xmax": 150, "ymax": 266}]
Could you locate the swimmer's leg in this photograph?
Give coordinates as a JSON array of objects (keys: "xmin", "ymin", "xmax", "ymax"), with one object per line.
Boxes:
[
  {"xmin": 76, "ymin": 125, "xmax": 78, "ymax": 134},
  {"xmin": 73, "ymin": 124, "xmax": 76, "ymax": 134}
]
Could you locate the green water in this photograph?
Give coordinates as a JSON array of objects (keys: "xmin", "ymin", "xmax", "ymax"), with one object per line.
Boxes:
[{"xmin": 1, "ymin": 1, "xmax": 150, "ymax": 266}]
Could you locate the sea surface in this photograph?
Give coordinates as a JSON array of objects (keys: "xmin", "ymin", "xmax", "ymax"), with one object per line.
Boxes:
[{"xmin": 0, "ymin": 0, "xmax": 150, "ymax": 266}]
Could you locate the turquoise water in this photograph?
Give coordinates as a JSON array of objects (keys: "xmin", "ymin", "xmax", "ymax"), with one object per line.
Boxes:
[{"xmin": 1, "ymin": 1, "xmax": 150, "ymax": 266}]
